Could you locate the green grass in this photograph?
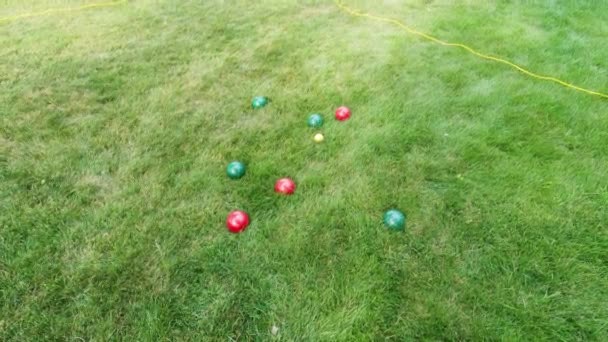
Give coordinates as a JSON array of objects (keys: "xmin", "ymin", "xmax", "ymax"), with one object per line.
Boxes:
[{"xmin": 1, "ymin": 0, "xmax": 608, "ymax": 340}]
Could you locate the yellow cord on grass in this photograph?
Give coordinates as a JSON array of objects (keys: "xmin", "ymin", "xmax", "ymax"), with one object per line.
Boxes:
[
  {"xmin": 335, "ymin": 0, "xmax": 608, "ymax": 99},
  {"xmin": 0, "ymin": 0, "xmax": 126, "ymax": 24}
]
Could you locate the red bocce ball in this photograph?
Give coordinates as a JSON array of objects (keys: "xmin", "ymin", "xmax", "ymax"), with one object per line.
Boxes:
[
  {"xmin": 335, "ymin": 106, "xmax": 351, "ymax": 121},
  {"xmin": 274, "ymin": 178, "xmax": 296, "ymax": 195},
  {"xmin": 226, "ymin": 210, "xmax": 250, "ymax": 233}
]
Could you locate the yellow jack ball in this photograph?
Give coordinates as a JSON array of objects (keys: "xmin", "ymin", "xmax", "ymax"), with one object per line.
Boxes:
[{"xmin": 313, "ymin": 133, "xmax": 324, "ymax": 143}]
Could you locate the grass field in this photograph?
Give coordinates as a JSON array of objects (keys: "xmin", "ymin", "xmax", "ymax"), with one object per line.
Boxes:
[{"xmin": 2, "ymin": 0, "xmax": 608, "ymax": 340}]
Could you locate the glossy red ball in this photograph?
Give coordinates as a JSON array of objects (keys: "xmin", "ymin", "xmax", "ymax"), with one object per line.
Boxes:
[
  {"xmin": 226, "ymin": 210, "xmax": 250, "ymax": 233},
  {"xmin": 274, "ymin": 178, "xmax": 296, "ymax": 195},
  {"xmin": 335, "ymin": 106, "xmax": 351, "ymax": 121}
]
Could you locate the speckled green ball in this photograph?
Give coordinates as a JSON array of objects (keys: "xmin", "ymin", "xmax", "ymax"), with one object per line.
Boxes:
[
  {"xmin": 307, "ymin": 113, "xmax": 324, "ymax": 128},
  {"xmin": 226, "ymin": 161, "xmax": 246, "ymax": 179},
  {"xmin": 383, "ymin": 209, "xmax": 406, "ymax": 231},
  {"xmin": 251, "ymin": 96, "xmax": 269, "ymax": 109}
]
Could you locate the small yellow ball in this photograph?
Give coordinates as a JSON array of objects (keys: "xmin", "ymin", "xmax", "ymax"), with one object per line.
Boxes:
[{"xmin": 313, "ymin": 133, "xmax": 324, "ymax": 143}]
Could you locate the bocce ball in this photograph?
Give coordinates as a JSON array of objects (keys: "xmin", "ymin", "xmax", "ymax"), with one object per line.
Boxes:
[
  {"xmin": 226, "ymin": 210, "xmax": 250, "ymax": 233},
  {"xmin": 251, "ymin": 96, "xmax": 269, "ymax": 109},
  {"xmin": 335, "ymin": 106, "xmax": 351, "ymax": 121},
  {"xmin": 307, "ymin": 113, "xmax": 324, "ymax": 128},
  {"xmin": 226, "ymin": 161, "xmax": 246, "ymax": 179},
  {"xmin": 274, "ymin": 178, "xmax": 296, "ymax": 195},
  {"xmin": 383, "ymin": 209, "xmax": 406, "ymax": 231}
]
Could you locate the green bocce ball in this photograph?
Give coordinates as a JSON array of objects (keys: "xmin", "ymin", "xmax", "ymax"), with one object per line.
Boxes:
[
  {"xmin": 383, "ymin": 209, "xmax": 406, "ymax": 231},
  {"xmin": 251, "ymin": 96, "xmax": 269, "ymax": 109},
  {"xmin": 226, "ymin": 161, "xmax": 246, "ymax": 179},
  {"xmin": 307, "ymin": 113, "xmax": 324, "ymax": 128}
]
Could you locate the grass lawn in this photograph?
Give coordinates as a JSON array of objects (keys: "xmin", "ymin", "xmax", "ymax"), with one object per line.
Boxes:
[{"xmin": 1, "ymin": 0, "xmax": 608, "ymax": 340}]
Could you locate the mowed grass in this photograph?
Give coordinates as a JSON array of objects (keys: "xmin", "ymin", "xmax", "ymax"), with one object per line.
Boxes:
[{"xmin": 1, "ymin": 0, "xmax": 608, "ymax": 339}]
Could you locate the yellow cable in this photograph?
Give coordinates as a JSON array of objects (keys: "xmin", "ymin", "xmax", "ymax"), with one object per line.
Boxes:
[
  {"xmin": 0, "ymin": 0, "xmax": 126, "ymax": 24},
  {"xmin": 335, "ymin": 0, "xmax": 608, "ymax": 100}
]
